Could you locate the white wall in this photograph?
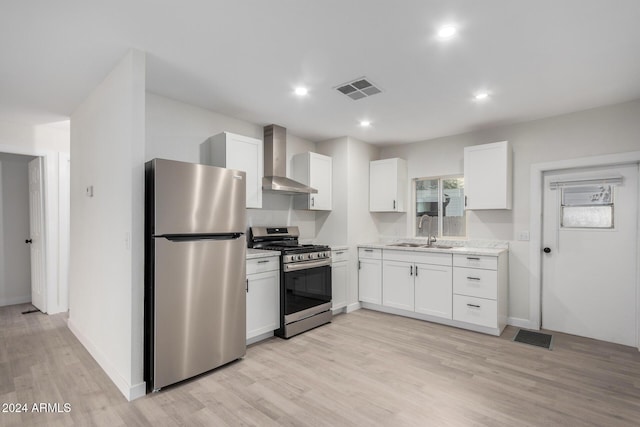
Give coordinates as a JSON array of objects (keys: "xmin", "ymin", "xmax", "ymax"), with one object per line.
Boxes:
[
  {"xmin": 379, "ymin": 99, "xmax": 640, "ymax": 323},
  {"xmin": 0, "ymin": 120, "xmax": 70, "ymax": 314},
  {"xmin": 316, "ymin": 136, "xmax": 380, "ymax": 310},
  {"xmin": 145, "ymin": 93, "xmax": 317, "ymax": 238},
  {"xmin": 0, "ymin": 153, "xmax": 35, "ymax": 306},
  {"xmin": 68, "ymin": 50, "xmax": 146, "ymax": 401}
]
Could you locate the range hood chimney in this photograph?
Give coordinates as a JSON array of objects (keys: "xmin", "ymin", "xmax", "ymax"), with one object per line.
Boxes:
[{"xmin": 262, "ymin": 124, "xmax": 318, "ymax": 194}]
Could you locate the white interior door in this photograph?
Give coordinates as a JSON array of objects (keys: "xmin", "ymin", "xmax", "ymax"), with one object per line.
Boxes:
[
  {"xmin": 28, "ymin": 157, "xmax": 46, "ymax": 312},
  {"xmin": 542, "ymin": 164, "xmax": 638, "ymax": 346}
]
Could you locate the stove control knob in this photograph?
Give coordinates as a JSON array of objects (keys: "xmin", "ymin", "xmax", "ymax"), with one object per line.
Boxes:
[
  {"xmin": 297, "ymin": 255, "xmax": 303, "ymax": 261},
  {"xmin": 309, "ymin": 253, "xmax": 316, "ymax": 259}
]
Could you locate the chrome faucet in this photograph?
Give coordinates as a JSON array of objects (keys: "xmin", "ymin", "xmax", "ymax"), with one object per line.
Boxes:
[{"xmin": 418, "ymin": 214, "xmax": 437, "ymax": 246}]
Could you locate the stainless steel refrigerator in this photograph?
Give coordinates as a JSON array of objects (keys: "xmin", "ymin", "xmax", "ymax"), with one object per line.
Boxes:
[{"xmin": 144, "ymin": 158, "xmax": 246, "ymax": 392}]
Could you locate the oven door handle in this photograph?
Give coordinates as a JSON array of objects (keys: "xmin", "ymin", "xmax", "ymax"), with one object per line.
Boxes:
[{"xmin": 283, "ymin": 258, "xmax": 331, "ymax": 272}]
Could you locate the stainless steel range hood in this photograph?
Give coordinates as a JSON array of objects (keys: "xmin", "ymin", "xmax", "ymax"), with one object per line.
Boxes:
[{"xmin": 262, "ymin": 124, "xmax": 317, "ymax": 194}]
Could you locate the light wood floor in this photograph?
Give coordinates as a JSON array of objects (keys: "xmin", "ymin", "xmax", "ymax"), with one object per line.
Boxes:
[{"xmin": 2, "ymin": 303, "xmax": 640, "ymax": 426}]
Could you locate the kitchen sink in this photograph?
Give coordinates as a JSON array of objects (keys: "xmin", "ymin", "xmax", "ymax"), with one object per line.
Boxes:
[
  {"xmin": 422, "ymin": 244, "xmax": 453, "ymax": 249},
  {"xmin": 387, "ymin": 242, "xmax": 454, "ymax": 249}
]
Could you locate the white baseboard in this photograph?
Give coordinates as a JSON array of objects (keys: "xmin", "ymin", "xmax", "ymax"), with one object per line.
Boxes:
[
  {"xmin": 345, "ymin": 302, "xmax": 361, "ymax": 313},
  {"xmin": 0, "ymin": 295, "xmax": 31, "ymax": 307},
  {"xmin": 507, "ymin": 317, "xmax": 532, "ymax": 329},
  {"xmin": 67, "ymin": 318, "xmax": 145, "ymax": 401},
  {"xmin": 247, "ymin": 331, "xmax": 274, "ymax": 346}
]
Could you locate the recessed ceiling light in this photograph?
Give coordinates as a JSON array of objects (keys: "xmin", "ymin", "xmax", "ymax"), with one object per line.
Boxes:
[
  {"xmin": 474, "ymin": 92, "xmax": 490, "ymax": 101},
  {"xmin": 360, "ymin": 120, "xmax": 371, "ymax": 127},
  {"xmin": 437, "ymin": 25, "xmax": 457, "ymax": 39},
  {"xmin": 294, "ymin": 87, "xmax": 308, "ymax": 96}
]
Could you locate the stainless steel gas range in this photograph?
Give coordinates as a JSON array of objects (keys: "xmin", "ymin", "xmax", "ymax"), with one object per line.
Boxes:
[{"xmin": 249, "ymin": 226, "xmax": 332, "ymax": 338}]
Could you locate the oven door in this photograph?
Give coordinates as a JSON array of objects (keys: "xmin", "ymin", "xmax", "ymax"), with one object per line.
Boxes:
[{"xmin": 283, "ymin": 262, "xmax": 331, "ymax": 315}]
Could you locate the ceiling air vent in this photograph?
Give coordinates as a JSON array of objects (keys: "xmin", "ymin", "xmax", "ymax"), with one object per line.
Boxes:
[{"xmin": 335, "ymin": 77, "xmax": 382, "ymax": 100}]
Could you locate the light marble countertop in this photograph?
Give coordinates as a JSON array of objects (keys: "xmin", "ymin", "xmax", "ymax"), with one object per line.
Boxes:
[
  {"xmin": 358, "ymin": 242, "xmax": 507, "ymax": 257},
  {"xmin": 331, "ymin": 245, "xmax": 349, "ymax": 251},
  {"xmin": 246, "ymin": 248, "xmax": 280, "ymax": 260}
]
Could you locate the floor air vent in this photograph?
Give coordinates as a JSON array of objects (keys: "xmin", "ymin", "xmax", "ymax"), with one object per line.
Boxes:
[
  {"xmin": 335, "ymin": 77, "xmax": 382, "ymax": 100},
  {"xmin": 513, "ymin": 329, "xmax": 554, "ymax": 350}
]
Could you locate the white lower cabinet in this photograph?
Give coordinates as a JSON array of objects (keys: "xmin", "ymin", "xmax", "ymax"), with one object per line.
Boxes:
[
  {"xmin": 246, "ymin": 256, "xmax": 280, "ymax": 343},
  {"xmin": 382, "ymin": 260, "xmax": 415, "ymax": 311},
  {"xmin": 358, "ymin": 248, "xmax": 382, "ymax": 304},
  {"xmin": 331, "ymin": 249, "xmax": 349, "ymax": 311},
  {"xmin": 358, "ymin": 246, "xmax": 508, "ymax": 336},
  {"xmin": 452, "ymin": 295, "xmax": 498, "ymax": 329},
  {"xmin": 382, "ymin": 250, "xmax": 452, "ymax": 319},
  {"xmin": 414, "ymin": 263, "xmax": 453, "ymax": 319},
  {"xmin": 452, "ymin": 253, "xmax": 507, "ymax": 334}
]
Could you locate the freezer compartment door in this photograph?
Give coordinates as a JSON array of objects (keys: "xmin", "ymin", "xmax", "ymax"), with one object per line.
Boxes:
[
  {"xmin": 151, "ymin": 158, "xmax": 246, "ymax": 235},
  {"xmin": 153, "ymin": 235, "xmax": 246, "ymax": 390}
]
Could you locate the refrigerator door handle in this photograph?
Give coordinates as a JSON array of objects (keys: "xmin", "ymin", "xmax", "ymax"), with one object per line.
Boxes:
[{"xmin": 159, "ymin": 233, "xmax": 244, "ymax": 242}]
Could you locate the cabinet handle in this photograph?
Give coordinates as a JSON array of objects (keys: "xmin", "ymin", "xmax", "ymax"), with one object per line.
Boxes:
[
  {"xmin": 410, "ymin": 265, "xmax": 413, "ymax": 276},
  {"xmin": 467, "ymin": 276, "xmax": 481, "ymax": 281},
  {"xmin": 466, "ymin": 257, "xmax": 480, "ymax": 261},
  {"xmin": 364, "ymin": 249, "xmax": 373, "ymax": 252},
  {"xmin": 335, "ymin": 251, "xmax": 344, "ymax": 255},
  {"xmin": 415, "ymin": 265, "xmax": 418, "ymax": 276},
  {"xmin": 465, "ymin": 195, "xmax": 467, "ymax": 207},
  {"xmin": 246, "ymin": 278, "xmax": 249, "ymax": 293},
  {"xmin": 257, "ymin": 260, "xmax": 270, "ymax": 264},
  {"xmin": 358, "ymin": 260, "xmax": 361, "ymax": 270},
  {"xmin": 467, "ymin": 303, "xmax": 480, "ymax": 308},
  {"xmin": 312, "ymin": 197, "xmax": 315, "ymax": 207},
  {"xmin": 393, "ymin": 200, "xmax": 396, "ymax": 210}
]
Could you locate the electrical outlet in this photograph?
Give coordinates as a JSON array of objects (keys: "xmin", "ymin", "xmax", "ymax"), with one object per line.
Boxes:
[{"xmin": 517, "ymin": 231, "xmax": 530, "ymax": 241}]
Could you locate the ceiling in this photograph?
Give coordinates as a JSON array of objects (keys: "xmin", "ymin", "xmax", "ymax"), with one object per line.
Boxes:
[{"xmin": 2, "ymin": 0, "xmax": 640, "ymax": 145}]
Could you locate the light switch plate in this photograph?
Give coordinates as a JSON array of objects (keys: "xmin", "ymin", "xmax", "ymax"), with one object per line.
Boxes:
[{"xmin": 517, "ymin": 231, "xmax": 530, "ymax": 241}]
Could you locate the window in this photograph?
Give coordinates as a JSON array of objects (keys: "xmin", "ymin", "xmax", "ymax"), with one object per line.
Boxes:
[
  {"xmin": 415, "ymin": 176, "xmax": 466, "ymax": 238},
  {"xmin": 561, "ymin": 185, "xmax": 614, "ymax": 229}
]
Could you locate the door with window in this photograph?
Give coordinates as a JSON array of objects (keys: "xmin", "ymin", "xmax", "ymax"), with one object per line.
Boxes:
[{"xmin": 542, "ymin": 164, "xmax": 638, "ymax": 346}]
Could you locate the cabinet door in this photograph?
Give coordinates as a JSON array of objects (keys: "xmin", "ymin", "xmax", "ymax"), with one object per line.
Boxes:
[
  {"xmin": 332, "ymin": 261, "xmax": 348, "ymax": 310},
  {"xmin": 358, "ymin": 258, "xmax": 382, "ymax": 304},
  {"xmin": 246, "ymin": 270, "xmax": 279, "ymax": 339},
  {"xmin": 370, "ymin": 160, "xmax": 397, "ymax": 212},
  {"xmin": 226, "ymin": 134, "xmax": 263, "ymax": 209},
  {"xmin": 382, "ymin": 260, "xmax": 414, "ymax": 311},
  {"xmin": 309, "ymin": 153, "xmax": 332, "ymax": 210},
  {"xmin": 414, "ymin": 263, "xmax": 453, "ymax": 319},
  {"xmin": 464, "ymin": 141, "xmax": 511, "ymax": 210}
]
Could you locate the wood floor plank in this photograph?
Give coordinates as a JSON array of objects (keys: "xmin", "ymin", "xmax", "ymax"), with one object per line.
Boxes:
[{"xmin": 2, "ymin": 304, "xmax": 640, "ymax": 426}]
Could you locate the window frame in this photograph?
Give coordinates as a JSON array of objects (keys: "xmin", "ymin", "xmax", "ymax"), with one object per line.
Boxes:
[{"xmin": 413, "ymin": 174, "xmax": 466, "ymax": 239}]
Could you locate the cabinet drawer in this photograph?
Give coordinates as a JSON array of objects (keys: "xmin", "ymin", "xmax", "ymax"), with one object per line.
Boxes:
[
  {"xmin": 359, "ymin": 247, "xmax": 382, "ymax": 260},
  {"xmin": 247, "ymin": 256, "xmax": 279, "ymax": 275},
  {"xmin": 453, "ymin": 268, "xmax": 497, "ymax": 300},
  {"xmin": 384, "ymin": 249, "xmax": 452, "ymax": 266},
  {"xmin": 453, "ymin": 254, "xmax": 497, "ymax": 270},
  {"xmin": 453, "ymin": 295, "xmax": 497, "ymax": 328},
  {"xmin": 332, "ymin": 249, "xmax": 349, "ymax": 263}
]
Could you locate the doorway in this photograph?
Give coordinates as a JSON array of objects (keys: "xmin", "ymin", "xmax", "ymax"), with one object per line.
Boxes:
[
  {"xmin": 542, "ymin": 164, "xmax": 638, "ymax": 346},
  {"xmin": 0, "ymin": 153, "xmax": 37, "ymax": 308},
  {"xmin": 529, "ymin": 151, "xmax": 640, "ymax": 349}
]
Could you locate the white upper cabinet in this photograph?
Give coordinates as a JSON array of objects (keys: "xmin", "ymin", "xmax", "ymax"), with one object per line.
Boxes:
[
  {"xmin": 207, "ymin": 132, "xmax": 263, "ymax": 209},
  {"xmin": 369, "ymin": 158, "xmax": 407, "ymax": 212},
  {"xmin": 463, "ymin": 141, "xmax": 512, "ymax": 210},
  {"xmin": 292, "ymin": 152, "xmax": 332, "ymax": 210}
]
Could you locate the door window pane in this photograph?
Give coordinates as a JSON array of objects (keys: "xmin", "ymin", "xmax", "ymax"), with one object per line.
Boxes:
[
  {"xmin": 560, "ymin": 185, "xmax": 614, "ymax": 229},
  {"xmin": 562, "ymin": 206, "xmax": 613, "ymax": 228}
]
